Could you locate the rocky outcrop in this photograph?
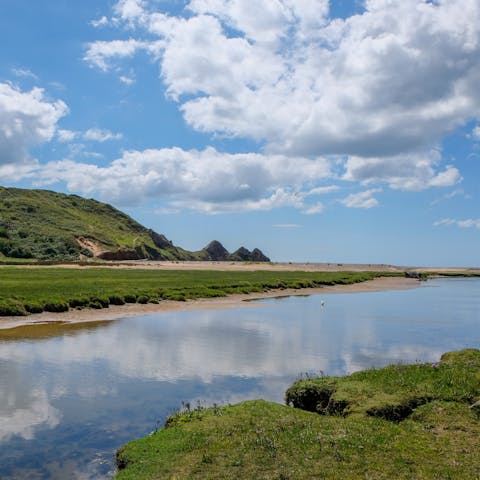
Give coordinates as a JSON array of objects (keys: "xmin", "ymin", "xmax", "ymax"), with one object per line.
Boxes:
[
  {"xmin": 230, "ymin": 246, "xmax": 270, "ymax": 262},
  {"xmin": 203, "ymin": 240, "xmax": 230, "ymax": 261},
  {"xmin": 201, "ymin": 241, "xmax": 270, "ymax": 262},
  {"xmin": 149, "ymin": 230, "xmax": 173, "ymax": 249},
  {"xmin": 251, "ymin": 248, "xmax": 270, "ymax": 262},
  {"xmin": 230, "ymin": 247, "xmax": 252, "ymax": 261}
]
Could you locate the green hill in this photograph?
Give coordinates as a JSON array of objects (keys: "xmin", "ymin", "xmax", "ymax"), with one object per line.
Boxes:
[{"xmin": 0, "ymin": 187, "xmax": 269, "ymax": 262}]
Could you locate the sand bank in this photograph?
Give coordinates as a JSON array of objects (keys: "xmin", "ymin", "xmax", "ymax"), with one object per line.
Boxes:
[
  {"xmin": 0, "ymin": 276, "xmax": 420, "ymax": 331},
  {"xmin": 9, "ymin": 260, "xmax": 479, "ymax": 274}
]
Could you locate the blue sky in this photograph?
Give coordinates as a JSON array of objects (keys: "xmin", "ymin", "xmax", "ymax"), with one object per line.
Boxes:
[{"xmin": 0, "ymin": 0, "xmax": 479, "ymax": 266}]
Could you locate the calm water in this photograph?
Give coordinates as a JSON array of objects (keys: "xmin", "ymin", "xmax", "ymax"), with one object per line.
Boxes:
[{"xmin": 0, "ymin": 278, "xmax": 479, "ymax": 479}]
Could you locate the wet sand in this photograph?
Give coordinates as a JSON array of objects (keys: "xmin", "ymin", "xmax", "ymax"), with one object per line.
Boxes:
[{"xmin": 0, "ymin": 276, "xmax": 420, "ymax": 331}]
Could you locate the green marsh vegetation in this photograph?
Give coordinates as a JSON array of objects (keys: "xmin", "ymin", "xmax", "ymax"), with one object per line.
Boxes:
[
  {"xmin": 116, "ymin": 349, "xmax": 480, "ymax": 479},
  {"xmin": 0, "ymin": 268, "xmax": 392, "ymax": 316}
]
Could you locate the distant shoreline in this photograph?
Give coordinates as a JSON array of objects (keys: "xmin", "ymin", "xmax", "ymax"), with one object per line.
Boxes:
[
  {"xmin": 6, "ymin": 259, "xmax": 479, "ymax": 273},
  {"xmin": 0, "ymin": 275, "xmax": 421, "ymax": 331}
]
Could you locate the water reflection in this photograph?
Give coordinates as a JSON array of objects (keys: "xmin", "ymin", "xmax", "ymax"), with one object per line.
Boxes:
[
  {"xmin": 0, "ymin": 278, "xmax": 478, "ymax": 479},
  {"xmin": 0, "ymin": 380, "xmax": 61, "ymax": 443},
  {"xmin": 0, "ymin": 320, "xmax": 113, "ymax": 341}
]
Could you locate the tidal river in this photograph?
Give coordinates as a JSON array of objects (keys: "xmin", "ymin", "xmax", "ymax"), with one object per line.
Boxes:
[{"xmin": 0, "ymin": 277, "xmax": 478, "ymax": 479}]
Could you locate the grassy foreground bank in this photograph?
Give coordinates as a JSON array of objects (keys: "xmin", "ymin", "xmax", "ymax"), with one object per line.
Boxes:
[
  {"xmin": 116, "ymin": 349, "xmax": 480, "ymax": 480},
  {"xmin": 0, "ymin": 268, "xmax": 392, "ymax": 316}
]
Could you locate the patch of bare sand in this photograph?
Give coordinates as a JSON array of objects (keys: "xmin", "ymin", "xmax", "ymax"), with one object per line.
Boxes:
[{"xmin": 0, "ymin": 276, "xmax": 420, "ymax": 331}]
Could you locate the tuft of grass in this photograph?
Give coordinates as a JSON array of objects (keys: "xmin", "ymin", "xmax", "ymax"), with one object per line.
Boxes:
[
  {"xmin": 123, "ymin": 293, "xmax": 137, "ymax": 304},
  {"xmin": 137, "ymin": 295, "xmax": 150, "ymax": 304},
  {"xmin": 88, "ymin": 301, "xmax": 103, "ymax": 309},
  {"xmin": 116, "ymin": 350, "xmax": 480, "ymax": 479},
  {"xmin": 68, "ymin": 297, "xmax": 90, "ymax": 309},
  {"xmin": 108, "ymin": 295, "xmax": 126, "ymax": 305},
  {"xmin": 43, "ymin": 301, "xmax": 69, "ymax": 313},
  {"xmin": 0, "ymin": 300, "xmax": 28, "ymax": 316},
  {"xmin": 24, "ymin": 302, "xmax": 44, "ymax": 314}
]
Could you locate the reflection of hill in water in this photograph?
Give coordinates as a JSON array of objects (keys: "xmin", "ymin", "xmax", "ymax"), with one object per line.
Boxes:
[{"xmin": 0, "ymin": 320, "xmax": 114, "ymax": 341}]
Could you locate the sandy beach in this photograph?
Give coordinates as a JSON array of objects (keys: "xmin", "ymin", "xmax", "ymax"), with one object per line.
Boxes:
[{"xmin": 0, "ymin": 275, "xmax": 421, "ymax": 331}]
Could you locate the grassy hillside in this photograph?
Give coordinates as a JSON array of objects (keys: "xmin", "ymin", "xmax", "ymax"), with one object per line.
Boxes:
[
  {"xmin": 0, "ymin": 186, "xmax": 194, "ymax": 261},
  {"xmin": 0, "ymin": 187, "xmax": 269, "ymax": 262},
  {"xmin": 115, "ymin": 349, "xmax": 480, "ymax": 479}
]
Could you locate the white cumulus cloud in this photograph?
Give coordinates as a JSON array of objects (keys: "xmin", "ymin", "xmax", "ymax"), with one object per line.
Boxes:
[
  {"xmin": 82, "ymin": 0, "xmax": 479, "ymax": 197},
  {"xmin": 87, "ymin": 0, "xmax": 480, "ymax": 155},
  {"xmin": 114, "ymin": 0, "xmax": 148, "ymax": 24},
  {"xmin": 0, "ymin": 82, "xmax": 67, "ymax": 178},
  {"xmin": 343, "ymin": 150, "xmax": 461, "ymax": 191},
  {"xmin": 37, "ymin": 146, "xmax": 331, "ymax": 213}
]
